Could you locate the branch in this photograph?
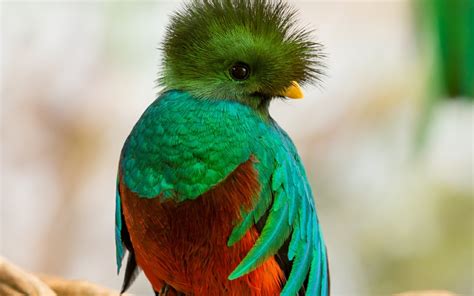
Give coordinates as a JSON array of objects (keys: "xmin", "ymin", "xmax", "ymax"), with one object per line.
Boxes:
[{"xmin": 0, "ymin": 256, "xmax": 128, "ymax": 296}]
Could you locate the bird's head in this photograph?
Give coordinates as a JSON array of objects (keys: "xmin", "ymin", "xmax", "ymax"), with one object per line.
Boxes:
[{"xmin": 160, "ymin": 0, "xmax": 324, "ymax": 112}]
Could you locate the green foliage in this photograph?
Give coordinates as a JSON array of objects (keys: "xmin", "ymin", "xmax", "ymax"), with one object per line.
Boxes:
[
  {"xmin": 414, "ymin": 0, "xmax": 473, "ymax": 149},
  {"xmin": 160, "ymin": 0, "xmax": 324, "ymax": 107},
  {"xmin": 430, "ymin": 0, "xmax": 474, "ymax": 99}
]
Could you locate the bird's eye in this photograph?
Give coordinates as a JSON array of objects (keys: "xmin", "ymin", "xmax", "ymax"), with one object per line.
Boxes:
[{"xmin": 229, "ymin": 62, "xmax": 250, "ymax": 81}]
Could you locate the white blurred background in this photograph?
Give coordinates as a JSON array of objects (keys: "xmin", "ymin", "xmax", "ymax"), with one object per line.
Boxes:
[{"xmin": 1, "ymin": 0, "xmax": 472, "ymax": 295}]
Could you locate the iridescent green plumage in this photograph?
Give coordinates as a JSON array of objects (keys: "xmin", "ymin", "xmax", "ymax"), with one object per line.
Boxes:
[
  {"xmin": 117, "ymin": 91, "xmax": 329, "ymax": 295},
  {"xmin": 115, "ymin": 0, "xmax": 329, "ymax": 295}
]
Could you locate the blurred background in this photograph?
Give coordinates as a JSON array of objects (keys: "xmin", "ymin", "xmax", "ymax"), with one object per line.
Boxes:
[{"xmin": 1, "ymin": 0, "xmax": 472, "ymax": 295}]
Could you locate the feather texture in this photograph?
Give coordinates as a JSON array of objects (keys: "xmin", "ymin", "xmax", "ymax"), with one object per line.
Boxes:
[
  {"xmin": 161, "ymin": 0, "xmax": 324, "ymax": 103},
  {"xmin": 115, "ymin": 91, "xmax": 329, "ymax": 294},
  {"xmin": 115, "ymin": 182, "xmax": 125, "ymax": 273}
]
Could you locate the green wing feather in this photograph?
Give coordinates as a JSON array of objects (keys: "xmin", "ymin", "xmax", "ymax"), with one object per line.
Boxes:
[
  {"xmin": 228, "ymin": 121, "xmax": 329, "ymax": 296},
  {"xmin": 115, "ymin": 179, "xmax": 125, "ymax": 273}
]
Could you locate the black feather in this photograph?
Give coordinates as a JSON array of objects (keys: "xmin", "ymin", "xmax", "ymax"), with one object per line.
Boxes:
[{"xmin": 120, "ymin": 211, "xmax": 140, "ymax": 294}]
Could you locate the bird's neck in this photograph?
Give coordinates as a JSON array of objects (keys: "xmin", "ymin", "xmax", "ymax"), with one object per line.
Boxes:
[{"xmin": 247, "ymin": 96, "xmax": 271, "ymax": 121}]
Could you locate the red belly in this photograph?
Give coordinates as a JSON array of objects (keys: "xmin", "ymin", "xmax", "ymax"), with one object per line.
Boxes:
[{"xmin": 120, "ymin": 159, "xmax": 284, "ymax": 295}]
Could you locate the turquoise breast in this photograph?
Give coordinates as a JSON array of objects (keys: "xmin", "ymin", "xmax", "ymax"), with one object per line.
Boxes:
[{"xmin": 121, "ymin": 90, "xmax": 270, "ymax": 201}]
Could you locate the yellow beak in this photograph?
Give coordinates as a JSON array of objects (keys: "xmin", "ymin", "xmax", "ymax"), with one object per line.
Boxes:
[{"xmin": 282, "ymin": 81, "xmax": 304, "ymax": 99}]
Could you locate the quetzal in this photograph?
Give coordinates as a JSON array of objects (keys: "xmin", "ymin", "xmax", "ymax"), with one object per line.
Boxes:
[{"xmin": 115, "ymin": 0, "xmax": 329, "ymax": 295}]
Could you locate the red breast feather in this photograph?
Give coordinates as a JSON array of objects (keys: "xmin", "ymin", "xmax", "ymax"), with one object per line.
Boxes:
[{"xmin": 120, "ymin": 158, "xmax": 285, "ymax": 295}]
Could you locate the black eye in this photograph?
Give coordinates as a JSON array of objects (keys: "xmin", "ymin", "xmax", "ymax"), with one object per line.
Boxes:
[{"xmin": 229, "ymin": 62, "xmax": 250, "ymax": 81}]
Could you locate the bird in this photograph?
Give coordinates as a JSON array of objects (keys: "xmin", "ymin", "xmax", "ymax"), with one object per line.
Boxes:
[{"xmin": 115, "ymin": 0, "xmax": 329, "ymax": 295}]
